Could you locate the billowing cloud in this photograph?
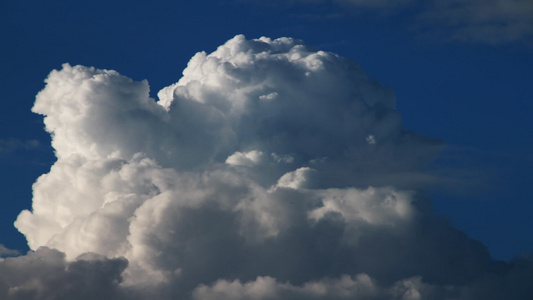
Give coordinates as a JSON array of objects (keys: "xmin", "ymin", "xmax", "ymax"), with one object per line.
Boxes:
[
  {"xmin": 2, "ymin": 35, "xmax": 532, "ymax": 299},
  {"xmin": 0, "ymin": 247, "xmax": 127, "ymax": 300}
]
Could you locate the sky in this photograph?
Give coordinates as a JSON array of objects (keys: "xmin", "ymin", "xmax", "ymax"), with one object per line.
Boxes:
[{"xmin": 1, "ymin": 0, "xmax": 532, "ymax": 299}]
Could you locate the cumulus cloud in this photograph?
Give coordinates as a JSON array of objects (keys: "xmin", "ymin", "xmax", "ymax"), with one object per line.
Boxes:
[{"xmin": 2, "ymin": 35, "xmax": 532, "ymax": 299}]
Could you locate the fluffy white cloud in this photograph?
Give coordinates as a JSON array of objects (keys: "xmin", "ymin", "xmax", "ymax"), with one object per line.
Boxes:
[
  {"xmin": 308, "ymin": 187, "xmax": 414, "ymax": 226},
  {"xmin": 226, "ymin": 150, "xmax": 264, "ymax": 166},
  {"xmin": 274, "ymin": 167, "xmax": 317, "ymax": 189},
  {"xmin": 2, "ymin": 35, "xmax": 532, "ymax": 299}
]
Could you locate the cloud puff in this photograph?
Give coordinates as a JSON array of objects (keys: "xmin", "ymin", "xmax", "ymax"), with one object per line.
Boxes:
[
  {"xmin": 3, "ymin": 35, "xmax": 532, "ymax": 299},
  {"xmin": 226, "ymin": 150, "xmax": 264, "ymax": 166}
]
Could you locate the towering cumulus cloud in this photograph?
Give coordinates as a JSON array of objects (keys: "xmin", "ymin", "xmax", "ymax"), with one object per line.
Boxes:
[{"xmin": 3, "ymin": 35, "xmax": 532, "ymax": 299}]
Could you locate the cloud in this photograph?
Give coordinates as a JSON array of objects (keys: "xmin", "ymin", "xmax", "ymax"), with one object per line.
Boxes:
[
  {"xmin": 192, "ymin": 274, "xmax": 380, "ymax": 300},
  {"xmin": 285, "ymin": 0, "xmax": 414, "ymax": 9},
  {"xmin": 0, "ymin": 247, "xmax": 127, "ymax": 300},
  {"xmin": 420, "ymin": 0, "xmax": 533, "ymax": 44},
  {"xmin": 3, "ymin": 35, "xmax": 532, "ymax": 299},
  {"xmin": 287, "ymin": 0, "xmax": 533, "ymax": 44},
  {"xmin": 226, "ymin": 150, "xmax": 264, "ymax": 166},
  {"xmin": 0, "ymin": 245, "xmax": 19, "ymax": 258},
  {"xmin": 334, "ymin": 0, "xmax": 414, "ymax": 9},
  {"xmin": 0, "ymin": 139, "xmax": 39, "ymax": 155}
]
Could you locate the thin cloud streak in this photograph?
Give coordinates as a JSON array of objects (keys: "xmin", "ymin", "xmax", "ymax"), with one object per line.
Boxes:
[
  {"xmin": 420, "ymin": 0, "xmax": 533, "ymax": 44},
  {"xmin": 287, "ymin": 0, "xmax": 533, "ymax": 44}
]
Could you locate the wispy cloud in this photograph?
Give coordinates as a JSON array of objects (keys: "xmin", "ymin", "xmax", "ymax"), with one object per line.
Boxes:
[
  {"xmin": 334, "ymin": 0, "xmax": 415, "ymax": 9},
  {"xmin": 0, "ymin": 139, "xmax": 39, "ymax": 155},
  {"xmin": 281, "ymin": 0, "xmax": 533, "ymax": 44},
  {"xmin": 420, "ymin": 0, "xmax": 533, "ymax": 44},
  {"xmin": 0, "ymin": 244, "xmax": 19, "ymax": 258}
]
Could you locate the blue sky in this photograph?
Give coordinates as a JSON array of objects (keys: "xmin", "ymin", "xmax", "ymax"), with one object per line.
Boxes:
[{"xmin": 1, "ymin": 0, "xmax": 532, "ymax": 265}]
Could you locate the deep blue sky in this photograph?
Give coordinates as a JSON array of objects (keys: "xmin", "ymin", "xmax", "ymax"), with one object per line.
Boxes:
[{"xmin": 1, "ymin": 0, "xmax": 532, "ymax": 261}]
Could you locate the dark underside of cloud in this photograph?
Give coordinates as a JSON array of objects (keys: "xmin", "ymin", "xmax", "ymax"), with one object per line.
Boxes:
[{"xmin": 1, "ymin": 35, "xmax": 532, "ymax": 299}]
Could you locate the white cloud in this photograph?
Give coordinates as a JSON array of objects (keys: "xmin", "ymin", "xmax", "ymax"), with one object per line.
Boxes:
[
  {"xmin": 2, "ymin": 35, "xmax": 532, "ymax": 299},
  {"xmin": 259, "ymin": 92, "xmax": 278, "ymax": 101},
  {"xmin": 274, "ymin": 167, "xmax": 317, "ymax": 189},
  {"xmin": 308, "ymin": 187, "xmax": 414, "ymax": 226},
  {"xmin": 366, "ymin": 134, "xmax": 376, "ymax": 144},
  {"xmin": 271, "ymin": 152, "xmax": 294, "ymax": 163},
  {"xmin": 226, "ymin": 150, "xmax": 264, "ymax": 166}
]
